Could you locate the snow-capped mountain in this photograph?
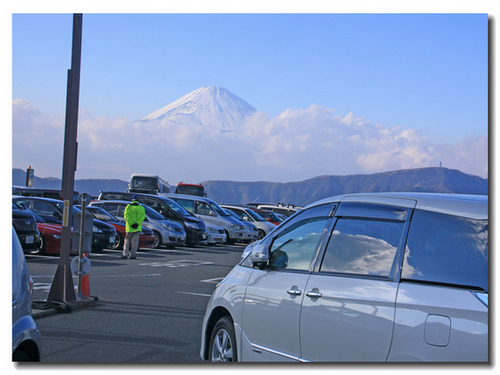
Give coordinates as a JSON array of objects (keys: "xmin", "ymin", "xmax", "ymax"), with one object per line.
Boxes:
[{"xmin": 139, "ymin": 86, "xmax": 257, "ymax": 133}]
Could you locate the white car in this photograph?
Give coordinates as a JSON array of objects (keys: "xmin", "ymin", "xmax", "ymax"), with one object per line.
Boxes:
[{"xmin": 200, "ymin": 193, "xmax": 488, "ymax": 362}]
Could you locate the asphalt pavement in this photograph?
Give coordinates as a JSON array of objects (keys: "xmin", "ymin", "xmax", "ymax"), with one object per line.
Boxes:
[{"xmin": 26, "ymin": 243, "xmax": 246, "ymax": 363}]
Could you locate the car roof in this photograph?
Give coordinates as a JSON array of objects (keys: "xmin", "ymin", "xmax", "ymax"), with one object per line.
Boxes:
[
  {"xmin": 13, "ymin": 196, "xmax": 63, "ymax": 203},
  {"xmin": 308, "ymin": 193, "xmax": 488, "ymax": 220}
]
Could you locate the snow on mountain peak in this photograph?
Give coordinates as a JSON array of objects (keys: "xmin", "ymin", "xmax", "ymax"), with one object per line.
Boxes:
[{"xmin": 140, "ymin": 86, "xmax": 257, "ymax": 133}]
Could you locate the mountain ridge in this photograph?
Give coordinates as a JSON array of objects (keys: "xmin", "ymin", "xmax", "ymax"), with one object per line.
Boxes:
[{"xmin": 12, "ymin": 167, "xmax": 488, "ymax": 206}]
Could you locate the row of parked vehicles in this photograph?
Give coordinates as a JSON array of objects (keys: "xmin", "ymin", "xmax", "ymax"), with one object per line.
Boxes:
[
  {"xmin": 12, "ymin": 186, "xmax": 300, "ymax": 255},
  {"xmin": 12, "ymin": 182, "xmax": 489, "ymax": 362}
]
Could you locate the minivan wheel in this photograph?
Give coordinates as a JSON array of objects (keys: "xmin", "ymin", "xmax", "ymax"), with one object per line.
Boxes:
[{"xmin": 209, "ymin": 316, "xmax": 237, "ymax": 362}]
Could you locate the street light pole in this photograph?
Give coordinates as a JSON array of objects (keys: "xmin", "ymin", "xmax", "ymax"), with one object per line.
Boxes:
[{"xmin": 47, "ymin": 13, "xmax": 83, "ymax": 303}]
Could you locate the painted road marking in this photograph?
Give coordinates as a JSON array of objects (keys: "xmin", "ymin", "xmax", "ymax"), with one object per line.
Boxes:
[
  {"xmin": 201, "ymin": 277, "xmax": 224, "ymax": 284},
  {"xmin": 139, "ymin": 260, "xmax": 214, "ymax": 268},
  {"xmin": 177, "ymin": 292, "xmax": 212, "ymax": 297}
]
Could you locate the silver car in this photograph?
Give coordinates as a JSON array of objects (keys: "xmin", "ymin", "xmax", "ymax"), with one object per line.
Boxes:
[
  {"xmin": 200, "ymin": 193, "xmax": 488, "ymax": 362},
  {"xmin": 221, "ymin": 204, "xmax": 277, "ymax": 240},
  {"xmin": 12, "ymin": 227, "xmax": 42, "ymax": 361}
]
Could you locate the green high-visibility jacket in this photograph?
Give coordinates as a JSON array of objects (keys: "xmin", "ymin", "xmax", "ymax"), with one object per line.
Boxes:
[{"xmin": 124, "ymin": 202, "xmax": 146, "ymax": 233}]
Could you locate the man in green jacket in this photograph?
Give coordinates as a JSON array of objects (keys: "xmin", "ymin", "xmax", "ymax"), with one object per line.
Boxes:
[{"xmin": 122, "ymin": 195, "xmax": 146, "ymax": 259}]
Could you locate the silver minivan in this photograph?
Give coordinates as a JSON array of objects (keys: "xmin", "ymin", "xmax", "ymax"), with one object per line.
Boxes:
[
  {"xmin": 12, "ymin": 227, "xmax": 42, "ymax": 361},
  {"xmin": 90, "ymin": 200, "xmax": 186, "ymax": 248},
  {"xmin": 163, "ymin": 194, "xmax": 245, "ymax": 244},
  {"xmin": 200, "ymin": 193, "xmax": 488, "ymax": 362}
]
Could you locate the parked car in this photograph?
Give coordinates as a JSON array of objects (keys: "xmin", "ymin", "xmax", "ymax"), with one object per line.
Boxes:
[
  {"xmin": 12, "ymin": 202, "xmax": 41, "ymax": 252},
  {"xmin": 28, "ymin": 210, "xmax": 68, "ymax": 255},
  {"xmin": 248, "ymin": 202, "xmax": 301, "ymax": 217},
  {"xmin": 250, "ymin": 207, "xmax": 281, "ymax": 225},
  {"xmin": 162, "ymin": 193, "xmax": 245, "ymax": 245},
  {"xmin": 81, "ymin": 205, "xmax": 155, "ymax": 250},
  {"xmin": 224, "ymin": 208, "xmax": 259, "ymax": 242},
  {"xmin": 98, "ymin": 191, "xmax": 206, "ymax": 246},
  {"xmin": 200, "ymin": 193, "xmax": 488, "ymax": 362},
  {"xmin": 13, "ymin": 185, "xmax": 80, "ymax": 203},
  {"xmin": 221, "ymin": 204, "xmax": 276, "ymax": 240},
  {"xmin": 13, "ymin": 197, "xmax": 116, "ymax": 252},
  {"xmin": 12, "ymin": 227, "xmax": 42, "ymax": 361},
  {"xmin": 89, "ymin": 200, "xmax": 186, "ymax": 249},
  {"xmin": 206, "ymin": 224, "xmax": 227, "ymax": 245}
]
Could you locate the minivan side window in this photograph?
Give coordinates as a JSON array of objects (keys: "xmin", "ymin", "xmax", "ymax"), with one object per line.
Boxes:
[
  {"xmin": 268, "ymin": 204, "xmax": 334, "ymax": 271},
  {"xmin": 402, "ymin": 210, "xmax": 488, "ymax": 292},
  {"xmin": 196, "ymin": 201, "xmax": 213, "ymax": 216},
  {"xmin": 320, "ymin": 217, "xmax": 405, "ymax": 278}
]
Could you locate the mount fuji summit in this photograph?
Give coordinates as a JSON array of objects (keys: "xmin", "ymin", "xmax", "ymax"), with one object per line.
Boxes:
[{"xmin": 139, "ymin": 86, "xmax": 257, "ymax": 133}]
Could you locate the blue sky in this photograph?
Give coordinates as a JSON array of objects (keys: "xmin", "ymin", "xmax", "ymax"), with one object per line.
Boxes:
[{"xmin": 9, "ymin": 6, "xmax": 491, "ymax": 183}]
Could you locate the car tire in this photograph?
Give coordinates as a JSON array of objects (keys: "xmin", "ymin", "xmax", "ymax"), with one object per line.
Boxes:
[
  {"xmin": 209, "ymin": 316, "xmax": 237, "ymax": 362},
  {"xmin": 257, "ymin": 229, "xmax": 266, "ymax": 240},
  {"xmin": 110, "ymin": 232, "xmax": 123, "ymax": 250},
  {"xmin": 153, "ymin": 231, "xmax": 162, "ymax": 249},
  {"xmin": 37, "ymin": 234, "xmax": 47, "ymax": 255}
]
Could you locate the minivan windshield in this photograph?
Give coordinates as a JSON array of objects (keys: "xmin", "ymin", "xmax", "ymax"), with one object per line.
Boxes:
[
  {"xmin": 160, "ymin": 197, "xmax": 192, "ymax": 217},
  {"xmin": 208, "ymin": 199, "xmax": 230, "ymax": 216},
  {"xmin": 143, "ymin": 204, "xmax": 165, "ymax": 220}
]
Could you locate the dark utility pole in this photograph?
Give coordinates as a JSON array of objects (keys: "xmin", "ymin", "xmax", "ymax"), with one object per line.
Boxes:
[{"xmin": 47, "ymin": 14, "xmax": 83, "ymax": 303}]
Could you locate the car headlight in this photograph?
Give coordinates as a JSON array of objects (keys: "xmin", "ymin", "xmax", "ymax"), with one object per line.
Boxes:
[
  {"xmin": 185, "ymin": 222, "xmax": 199, "ymax": 229},
  {"xmin": 162, "ymin": 223, "xmax": 174, "ymax": 231},
  {"xmin": 208, "ymin": 227, "xmax": 216, "ymax": 233},
  {"xmin": 93, "ymin": 225, "xmax": 103, "ymax": 233}
]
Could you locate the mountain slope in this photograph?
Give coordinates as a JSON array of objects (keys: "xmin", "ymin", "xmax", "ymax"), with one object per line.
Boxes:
[
  {"xmin": 12, "ymin": 167, "xmax": 488, "ymax": 205},
  {"xmin": 139, "ymin": 86, "xmax": 257, "ymax": 133},
  {"xmin": 202, "ymin": 167, "xmax": 488, "ymax": 206}
]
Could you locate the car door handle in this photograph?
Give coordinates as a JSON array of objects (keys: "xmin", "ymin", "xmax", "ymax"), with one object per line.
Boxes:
[
  {"xmin": 306, "ymin": 291, "xmax": 323, "ymax": 298},
  {"xmin": 287, "ymin": 289, "xmax": 302, "ymax": 296}
]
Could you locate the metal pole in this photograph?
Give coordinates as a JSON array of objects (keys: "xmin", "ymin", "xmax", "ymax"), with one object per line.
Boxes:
[{"xmin": 47, "ymin": 14, "xmax": 83, "ymax": 303}]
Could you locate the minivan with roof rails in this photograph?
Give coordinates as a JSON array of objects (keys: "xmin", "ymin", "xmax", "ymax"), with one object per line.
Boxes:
[
  {"xmin": 201, "ymin": 193, "xmax": 488, "ymax": 362},
  {"xmin": 98, "ymin": 191, "xmax": 207, "ymax": 246}
]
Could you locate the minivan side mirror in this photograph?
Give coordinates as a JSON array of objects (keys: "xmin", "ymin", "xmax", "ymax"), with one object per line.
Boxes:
[{"xmin": 250, "ymin": 242, "xmax": 270, "ymax": 270}]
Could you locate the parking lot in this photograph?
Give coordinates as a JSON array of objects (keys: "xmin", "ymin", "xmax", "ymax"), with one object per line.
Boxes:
[{"xmin": 26, "ymin": 243, "xmax": 245, "ymax": 362}]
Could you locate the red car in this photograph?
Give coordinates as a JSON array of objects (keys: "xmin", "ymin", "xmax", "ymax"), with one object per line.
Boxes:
[
  {"xmin": 37, "ymin": 222, "xmax": 70, "ymax": 255},
  {"xmin": 251, "ymin": 208, "xmax": 281, "ymax": 225},
  {"xmin": 84, "ymin": 206, "xmax": 155, "ymax": 250}
]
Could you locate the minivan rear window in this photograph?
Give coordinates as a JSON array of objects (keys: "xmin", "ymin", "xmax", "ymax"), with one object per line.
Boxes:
[{"xmin": 402, "ymin": 210, "xmax": 488, "ymax": 292}]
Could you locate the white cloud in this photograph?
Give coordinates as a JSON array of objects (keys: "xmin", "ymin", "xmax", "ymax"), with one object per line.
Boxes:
[{"xmin": 12, "ymin": 100, "xmax": 488, "ymax": 183}]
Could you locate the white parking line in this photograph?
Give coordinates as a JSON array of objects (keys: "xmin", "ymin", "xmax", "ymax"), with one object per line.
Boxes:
[
  {"xmin": 201, "ymin": 277, "xmax": 224, "ymax": 284},
  {"xmin": 177, "ymin": 292, "xmax": 212, "ymax": 297},
  {"xmin": 139, "ymin": 260, "xmax": 214, "ymax": 268}
]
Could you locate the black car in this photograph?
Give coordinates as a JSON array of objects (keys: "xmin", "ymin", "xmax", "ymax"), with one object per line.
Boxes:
[
  {"xmin": 13, "ymin": 197, "xmax": 116, "ymax": 252},
  {"xmin": 98, "ymin": 191, "xmax": 207, "ymax": 246},
  {"xmin": 12, "ymin": 202, "xmax": 41, "ymax": 252}
]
